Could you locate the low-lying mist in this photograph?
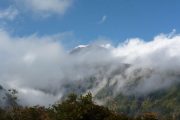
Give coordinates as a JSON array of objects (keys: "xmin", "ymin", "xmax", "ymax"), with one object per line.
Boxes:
[{"xmin": 0, "ymin": 29, "xmax": 180, "ymax": 106}]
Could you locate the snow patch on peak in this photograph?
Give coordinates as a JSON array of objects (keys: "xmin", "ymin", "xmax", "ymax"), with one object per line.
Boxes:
[
  {"xmin": 75, "ymin": 45, "xmax": 89, "ymax": 49},
  {"xmin": 100, "ymin": 44, "xmax": 112, "ymax": 49}
]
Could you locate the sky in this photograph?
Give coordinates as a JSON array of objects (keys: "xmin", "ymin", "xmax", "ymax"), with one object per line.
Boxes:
[{"xmin": 0, "ymin": 0, "xmax": 180, "ymax": 48}]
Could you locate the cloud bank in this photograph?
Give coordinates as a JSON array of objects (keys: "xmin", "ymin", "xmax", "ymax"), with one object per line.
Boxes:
[{"xmin": 0, "ymin": 29, "xmax": 180, "ymax": 106}]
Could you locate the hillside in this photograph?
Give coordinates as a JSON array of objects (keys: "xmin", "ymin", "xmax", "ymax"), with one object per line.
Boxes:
[
  {"xmin": 103, "ymin": 83, "xmax": 180, "ymax": 119},
  {"xmin": 0, "ymin": 85, "xmax": 17, "ymax": 108}
]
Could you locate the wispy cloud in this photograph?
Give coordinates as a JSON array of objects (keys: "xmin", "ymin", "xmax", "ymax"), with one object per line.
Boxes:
[
  {"xmin": 98, "ymin": 15, "xmax": 107, "ymax": 24},
  {"xmin": 0, "ymin": 6, "xmax": 19, "ymax": 20},
  {"xmin": 15, "ymin": 0, "xmax": 73, "ymax": 17}
]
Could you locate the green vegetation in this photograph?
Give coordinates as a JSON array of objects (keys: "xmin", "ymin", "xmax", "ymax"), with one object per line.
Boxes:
[
  {"xmin": 0, "ymin": 93, "xmax": 162, "ymax": 120},
  {"xmin": 1, "ymin": 83, "xmax": 180, "ymax": 120},
  {"xmin": 105, "ymin": 84, "xmax": 180, "ymax": 120}
]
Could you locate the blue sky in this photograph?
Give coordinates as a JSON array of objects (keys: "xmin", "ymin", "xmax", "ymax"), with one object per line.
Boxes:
[{"xmin": 0, "ymin": 0, "xmax": 180, "ymax": 48}]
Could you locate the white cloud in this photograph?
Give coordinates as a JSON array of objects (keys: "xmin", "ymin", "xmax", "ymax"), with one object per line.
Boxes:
[
  {"xmin": 98, "ymin": 15, "xmax": 107, "ymax": 24},
  {"xmin": 0, "ymin": 29, "xmax": 180, "ymax": 106},
  {"xmin": 15, "ymin": 0, "xmax": 73, "ymax": 17},
  {"xmin": 0, "ymin": 6, "xmax": 18, "ymax": 20}
]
